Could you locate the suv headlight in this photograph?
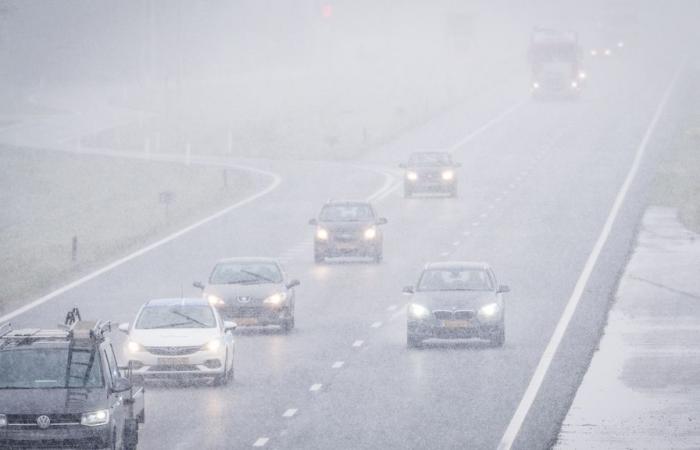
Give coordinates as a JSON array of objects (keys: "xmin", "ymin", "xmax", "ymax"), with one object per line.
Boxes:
[
  {"xmin": 408, "ymin": 304, "xmax": 430, "ymax": 319},
  {"xmin": 478, "ymin": 303, "xmax": 501, "ymax": 319},
  {"xmin": 441, "ymin": 170, "xmax": 455, "ymax": 181},
  {"xmin": 316, "ymin": 228, "xmax": 329, "ymax": 240},
  {"xmin": 0, "ymin": 414, "xmax": 7, "ymax": 427},
  {"xmin": 263, "ymin": 292, "xmax": 287, "ymax": 305},
  {"xmin": 127, "ymin": 341, "xmax": 144, "ymax": 354},
  {"xmin": 203, "ymin": 339, "xmax": 222, "ymax": 352},
  {"xmin": 406, "ymin": 171, "xmax": 418, "ymax": 181},
  {"xmin": 364, "ymin": 227, "xmax": 377, "ymax": 240},
  {"xmin": 207, "ymin": 294, "xmax": 224, "ymax": 306},
  {"xmin": 81, "ymin": 409, "xmax": 110, "ymax": 427}
]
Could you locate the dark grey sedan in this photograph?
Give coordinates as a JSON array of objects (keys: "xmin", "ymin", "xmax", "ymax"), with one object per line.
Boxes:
[
  {"xmin": 399, "ymin": 151, "xmax": 460, "ymax": 198},
  {"xmin": 194, "ymin": 258, "xmax": 300, "ymax": 333},
  {"xmin": 403, "ymin": 261, "xmax": 509, "ymax": 348}
]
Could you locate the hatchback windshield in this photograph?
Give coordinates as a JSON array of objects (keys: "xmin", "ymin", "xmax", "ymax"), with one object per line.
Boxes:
[
  {"xmin": 0, "ymin": 347, "xmax": 103, "ymax": 389},
  {"xmin": 408, "ymin": 152, "xmax": 452, "ymax": 166},
  {"xmin": 135, "ymin": 305, "xmax": 217, "ymax": 329},
  {"xmin": 210, "ymin": 262, "xmax": 282, "ymax": 284},
  {"xmin": 417, "ymin": 268, "xmax": 494, "ymax": 291},
  {"xmin": 320, "ymin": 204, "xmax": 374, "ymax": 222}
]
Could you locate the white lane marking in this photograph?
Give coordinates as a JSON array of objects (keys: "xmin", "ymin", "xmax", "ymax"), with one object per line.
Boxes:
[
  {"xmin": 253, "ymin": 437, "xmax": 269, "ymax": 447},
  {"xmin": 371, "ymin": 321, "xmax": 383, "ymax": 328},
  {"xmin": 452, "ymin": 241, "xmax": 460, "ymax": 246},
  {"xmin": 309, "ymin": 383, "xmax": 323, "ymax": 392},
  {"xmin": 472, "ymin": 222, "xmax": 480, "ymax": 227},
  {"xmin": 0, "ymin": 164, "xmax": 282, "ymax": 324},
  {"xmin": 447, "ymin": 100, "xmax": 526, "ymax": 153},
  {"xmin": 440, "ymin": 251, "xmax": 450, "ymax": 257},
  {"xmin": 332, "ymin": 361, "xmax": 345, "ymax": 369},
  {"xmin": 352, "ymin": 340, "xmax": 364, "ymax": 348},
  {"xmin": 495, "ymin": 197, "xmax": 502, "ymax": 202},
  {"xmin": 479, "ymin": 213, "xmax": 488, "ymax": 219},
  {"xmin": 386, "ymin": 304, "xmax": 398, "ymax": 312},
  {"xmin": 462, "ymin": 231, "xmax": 471, "ymax": 236},
  {"xmin": 497, "ymin": 61, "xmax": 684, "ymax": 450},
  {"xmin": 282, "ymin": 408, "xmax": 298, "ymax": 418},
  {"xmin": 488, "ymin": 204, "xmax": 495, "ymax": 209},
  {"xmin": 359, "ymin": 165, "xmax": 399, "ymax": 203}
]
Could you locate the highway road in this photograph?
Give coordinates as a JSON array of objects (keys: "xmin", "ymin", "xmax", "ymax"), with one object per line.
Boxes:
[{"xmin": 3, "ymin": 47, "xmax": 690, "ymax": 449}]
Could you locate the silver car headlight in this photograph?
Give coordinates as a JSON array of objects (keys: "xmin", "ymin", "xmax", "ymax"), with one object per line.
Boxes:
[
  {"xmin": 203, "ymin": 339, "xmax": 222, "ymax": 352},
  {"xmin": 263, "ymin": 292, "xmax": 287, "ymax": 305},
  {"xmin": 207, "ymin": 294, "xmax": 224, "ymax": 306},
  {"xmin": 532, "ymin": 81, "xmax": 540, "ymax": 89},
  {"xmin": 408, "ymin": 303, "xmax": 431, "ymax": 319},
  {"xmin": 316, "ymin": 228, "xmax": 329, "ymax": 240},
  {"xmin": 478, "ymin": 303, "xmax": 501, "ymax": 319},
  {"xmin": 406, "ymin": 171, "xmax": 418, "ymax": 181},
  {"xmin": 81, "ymin": 409, "xmax": 110, "ymax": 427},
  {"xmin": 441, "ymin": 170, "xmax": 455, "ymax": 181},
  {"xmin": 0, "ymin": 414, "xmax": 7, "ymax": 427},
  {"xmin": 364, "ymin": 227, "xmax": 377, "ymax": 240},
  {"xmin": 127, "ymin": 341, "xmax": 144, "ymax": 354}
]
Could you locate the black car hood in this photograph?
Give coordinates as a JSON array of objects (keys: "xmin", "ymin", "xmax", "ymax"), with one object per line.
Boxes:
[
  {"xmin": 411, "ymin": 290, "xmax": 499, "ymax": 310},
  {"xmin": 0, "ymin": 387, "xmax": 106, "ymax": 414}
]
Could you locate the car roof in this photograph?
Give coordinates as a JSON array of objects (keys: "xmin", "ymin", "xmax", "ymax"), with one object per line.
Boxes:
[
  {"xmin": 323, "ymin": 200, "xmax": 372, "ymax": 206},
  {"xmin": 424, "ymin": 261, "xmax": 491, "ymax": 270},
  {"xmin": 145, "ymin": 298, "xmax": 210, "ymax": 307},
  {"xmin": 409, "ymin": 151, "xmax": 450, "ymax": 156},
  {"xmin": 214, "ymin": 257, "xmax": 281, "ymax": 265}
]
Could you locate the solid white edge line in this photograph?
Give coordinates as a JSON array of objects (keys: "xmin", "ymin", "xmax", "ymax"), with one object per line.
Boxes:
[
  {"xmin": 0, "ymin": 165, "xmax": 282, "ymax": 324},
  {"xmin": 253, "ymin": 437, "xmax": 269, "ymax": 447},
  {"xmin": 496, "ymin": 62, "xmax": 684, "ymax": 450}
]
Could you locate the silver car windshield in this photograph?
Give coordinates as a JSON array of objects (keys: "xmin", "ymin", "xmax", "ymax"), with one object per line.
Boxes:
[
  {"xmin": 136, "ymin": 305, "xmax": 216, "ymax": 329},
  {"xmin": 319, "ymin": 204, "xmax": 374, "ymax": 222},
  {"xmin": 210, "ymin": 262, "xmax": 282, "ymax": 284},
  {"xmin": 408, "ymin": 153, "xmax": 452, "ymax": 166},
  {"xmin": 417, "ymin": 268, "xmax": 494, "ymax": 292}
]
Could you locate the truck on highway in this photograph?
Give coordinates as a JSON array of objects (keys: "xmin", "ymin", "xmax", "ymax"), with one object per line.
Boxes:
[
  {"xmin": 529, "ymin": 28, "xmax": 583, "ymax": 99},
  {"xmin": 0, "ymin": 308, "xmax": 145, "ymax": 449}
]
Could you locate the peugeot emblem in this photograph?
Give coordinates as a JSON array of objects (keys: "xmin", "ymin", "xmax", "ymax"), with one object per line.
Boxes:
[
  {"xmin": 237, "ymin": 296, "xmax": 250, "ymax": 304},
  {"xmin": 36, "ymin": 415, "xmax": 51, "ymax": 429}
]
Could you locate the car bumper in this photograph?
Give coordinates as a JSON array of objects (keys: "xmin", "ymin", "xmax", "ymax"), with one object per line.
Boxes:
[
  {"xmin": 221, "ymin": 305, "xmax": 290, "ymax": 327},
  {"xmin": 0, "ymin": 424, "xmax": 110, "ymax": 449},
  {"xmin": 408, "ymin": 318, "xmax": 502, "ymax": 340},
  {"xmin": 405, "ymin": 179, "xmax": 456, "ymax": 192},
  {"xmin": 315, "ymin": 240, "xmax": 380, "ymax": 256},
  {"xmin": 126, "ymin": 349, "xmax": 227, "ymax": 377}
]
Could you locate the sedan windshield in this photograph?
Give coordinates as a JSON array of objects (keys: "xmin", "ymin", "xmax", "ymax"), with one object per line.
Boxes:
[
  {"xmin": 0, "ymin": 348, "xmax": 103, "ymax": 389},
  {"xmin": 135, "ymin": 305, "xmax": 217, "ymax": 329},
  {"xmin": 210, "ymin": 262, "xmax": 282, "ymax": 284},
  {"xmin": 417, "ymin": 268, "xmax": 494, "ymax": 291},
  {"xmin": 320, "ymin": 204, "xmax": 374, "ymax": 222},
  {"xmin": 408, "ymin": 152, "xmax": 452, "ymax": 166}
]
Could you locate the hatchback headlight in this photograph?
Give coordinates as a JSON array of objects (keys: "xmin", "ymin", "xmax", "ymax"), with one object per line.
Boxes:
[
  {"xmin": 127, "ymin": 341, "xmax": 144, "ymax": 354},
  {"xmin": 364, "ymin": 227, "xmax": 377, "ymax": 240},
  {"xmin": 532, "ymin": 81, "xmax": 540, "ymax": 89},
  {"xmin": 316, "ymin": 228, "xmax": 329, "ymax": 240},
  {"xmin": 0, "ymin": 414, "xmax": 7, "ymax": 427},
  {"xmin": 81, "ymin": 409, "xmax": 110, "ymax": 427},
  {"xmin": 203, "ymin": 339, "xmax": 222, "ymax": 352},
  {"xmin": 207, "ymin": 294, "xmax": 224, "ymax": 306},
  {"xmin": 570, "ymin": 81, "xmax": 578, "ymax": 88},
  {"xmin": 408, "ymin": 303, "xmax": 431, "ymax": 319},
  {"xmin": 441, "ymin": 170, "xmax": 455, "ymax": 181},
  {"xmin": 478, "ymin": 303, "xmax": 501, "ymax": 319},
  {"xmin": 406, "ymin": 171, "xmax": 418, "ymax": 181},
  {"xmin": 263, "ymin": 292, "xmax": 287, "ymax": 305}
]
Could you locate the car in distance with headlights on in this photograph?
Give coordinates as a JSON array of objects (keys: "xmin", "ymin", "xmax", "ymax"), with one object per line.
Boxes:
[
  {"xmin": 403, "ymin": 262, "xmax": 510, "ymax": 348},
  {"xmin": 119, "ymin": 298, "xmax": 236, "ymax": 385},
  {"xmin": 399, "ymin": 151, "xmax": 460, "ymax": 198},
  {"xmin": 309, "ymin": 200, "xmax": 388, "ymax": 263},
  {"xmin": 194, "ymin": 258, "xmax": 300, "ymax": 332}
]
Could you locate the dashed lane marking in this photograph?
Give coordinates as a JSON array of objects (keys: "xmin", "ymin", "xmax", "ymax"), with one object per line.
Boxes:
[
  {"xmin": 352, "ymin": 340, "xmax": 364, "ymax": 348},
  {"xmin": 332, "ymin": 361, "xmax": 345, "ymax": 369},
  {"xmin": 253, "ymin": 438, "xmax": 269, "ymax": 447},
  {"xmin": 282, "ymin": 409, "xmax": 298, "ymax": 418},
  {"xmin": 371, "ymin": 321, "xmax": 383, "ymax": 328},
  {"xmin": 309, "ymin": 384, "xmax": 323, "ymax": 392}
]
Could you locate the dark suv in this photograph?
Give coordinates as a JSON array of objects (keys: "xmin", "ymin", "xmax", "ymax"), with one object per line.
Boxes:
[
  {"xmin": 0, "ymin": 309, "xmax": 145, "ymax": 449},
  {"xmin": 309, "ymin": 201, "xmax": 387, "ymax": 263},
  {"xmin": 400, "ymin": 151, "xmax": 460, "ymax": 198}
]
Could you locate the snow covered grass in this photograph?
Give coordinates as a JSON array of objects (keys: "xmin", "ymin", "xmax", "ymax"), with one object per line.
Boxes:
[{"xmin": 0, "ymin": 146, "xmax": 260, "ymax": 314}]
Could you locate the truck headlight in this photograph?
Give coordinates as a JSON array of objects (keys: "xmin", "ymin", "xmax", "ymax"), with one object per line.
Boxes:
[
  {"xmin": 408, "ymin": 304, "xmax": 430, "ymax": 319},
  {"xmin": 203, "ymin": 339, "xmax": 222, "ymax": 352},
  {"xmin": 316, "ymin": 228, "xmax": 329, "ymax": 240},
  {"xmin": 127, "ymin": 341, "xmax": 144, "ymax": 354},
  {"xmin": 406, "ymin": 171, "xmax": 418, "ymax": 181},
  {"xmin": 364, "ymin": 227, "xmax": 377, "ymax": 240},
  {"xmin": 263, "ymin": 292, "xmax": 287, "ymax": 305},
  {"xmin": 0, "ymin": 414, "xmax": 7, "ymax": 427},
  {"xmin": 478, "ymin": 303, "xmax": 501, "ymax": 319},
  {"xmin": 81, "ymin": 409, "xmax": 110, "ymax": 427},
  {"xmin": 207, "ymin": 294, "xmax": 224, "ymax": 306},
  {"xmin": 441, "ymin": 170, "xmax": 455, "ymax": 181}
]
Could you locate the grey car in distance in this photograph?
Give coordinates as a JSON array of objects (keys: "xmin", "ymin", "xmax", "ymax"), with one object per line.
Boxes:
[
  {"xmin": 404, "ymin": 262, "xmax": 509, "ymax": 348},
  {"xmin": 194, "ymin": 258, "xmax": 300, "ymax": 333},
  {"xmin": 399, "ymin": 151, "xmax": 460, "ymax": 198}
]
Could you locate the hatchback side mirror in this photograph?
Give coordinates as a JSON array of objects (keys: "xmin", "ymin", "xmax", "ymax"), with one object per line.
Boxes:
[
  {"xmin": 402, "ymin": 286, "xmax": 415, "ymax": 295},
  {"xmin": 118, "ymin": 323, "xmax": 130, "ymax": 334},
  {"xmin": 308, "ymin": 218, "xmax": 318, "ymax": 226},
  {"xmin": 376, "ymin": 217, "xmax": 388, "ymax": 225},
  {"xmin": 286, "ymin": 279, "xmax": 300, "ymax": 289},
  {"xmin": 111, "ymin": 377, "xmax": 132, "ymax": 393},
  {"xmin": 193, "ymin": 281, "xmax": 205, "ymax": 290},
  {"xmin": 224, "ymin": 321, "xmax": 237, "ymax": 332},
  {"xmin": 498, "ymin": 285, "xmax": 510, "ymax": 293}
]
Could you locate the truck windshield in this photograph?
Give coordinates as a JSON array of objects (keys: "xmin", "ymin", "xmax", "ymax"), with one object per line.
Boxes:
[{"xmin": 0, "ymin": 348, "xmax": 103, "ymax": 389}]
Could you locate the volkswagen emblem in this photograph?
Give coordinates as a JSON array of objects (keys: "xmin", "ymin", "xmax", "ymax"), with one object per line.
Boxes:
[
  {"xmin": 237, "ymin": 296, "xmax": 250, "ymax": 304},
  {"xmin": 36, "ymin": 415, "xmax": 51, "ymax": 429}
]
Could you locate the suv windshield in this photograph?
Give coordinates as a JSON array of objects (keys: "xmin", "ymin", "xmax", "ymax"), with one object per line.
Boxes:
[
  {"xmin": 417, "ymin": 268, "xmax": 494, "ymax": 292},
  {"xmin": 136, "ymin": 305, "xmax": 217, "ymax": 329},
  {"xmin": 0, "ymin": 347, "xmax": 103, "ymax": 389},
  {"xmin": 320, "ymin": 204, "xmax": 374, "ymax": 222},
  {"xmin": 210, "ymin": 262, "xmax": 282, "ymax": 284},
  {"xmin": 408, "ymin": 153, "xmax": 452, "ymax": 166}
]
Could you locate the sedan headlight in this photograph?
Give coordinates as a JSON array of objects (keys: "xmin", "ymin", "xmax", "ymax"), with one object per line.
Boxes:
[
  {"xmin": 478, "ymin": 303, "xmax": 501, "ymax": 319},
  {"xmin": 263, "ymin": 292, "xmax": 287, "ymax": 305},
  {"xmin": 590, "ymin": 49, "xmax": 598, "ymax": 56},
  {"xmin": 406, "ymin": 171, "xmax": 418, "ymax": 181},
  {"xmin": 203, "ymin": 339, "xmax": 222, "ymax": 352},
  {"xmin": 578, "ymin": 71, "xmax": 587, "ymax": 80},
  {"xmin": 0, "ymin": 414, "xmax": 7, "ymax": 427},
  {"xmin": 207, "ymin": 294, "xmax": 224, "ymax": 306},
  {"xmin": 532, "ymin": 81, "xmax": 540, "ymax": 89},
  {"xmin": 127, "ymin": 341, "xmax": 144, "ymax": 354},
  {"xmin": 570, "ymin": 81, "xmax": 578, "ymax": 88},
  {"xmin": 81, "ymin": 409, "xmax": 110, "ymax": 427},
  {"xmin": 441, "ymin": 170, "xmax": 455, "ymax": 181},
  {"xmin": 316, "ymin": 228, "xmax": 329, "ymax": 240},
  {"xmin": 364, "ymin": 227, "xmax": 377, "ymax": 240},
  {"xmin": 408, "ymin": 303, "xmax": 431, "ymax": 319}
]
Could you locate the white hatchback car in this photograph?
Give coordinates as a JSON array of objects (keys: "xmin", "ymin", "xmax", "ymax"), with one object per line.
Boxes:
[{"xmin": 118, "ymin": 298, "xmax": 236, "ymax": 385}]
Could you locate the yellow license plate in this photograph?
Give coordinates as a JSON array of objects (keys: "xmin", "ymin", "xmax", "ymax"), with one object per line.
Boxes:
[
  {"xmin": 157, "ymin": 357, "xmax": 189, "ymax": 365},
  {"xmin": 443, "ymin": 320, "xmax": 470, "ymax": 328},
  {"xmin": 234, "ymin": 318, "xmax": 258, "ymax": 326}
]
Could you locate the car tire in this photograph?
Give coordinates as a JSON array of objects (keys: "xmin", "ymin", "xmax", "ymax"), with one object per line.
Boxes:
[
  {"xmin": 449, "ymin": 187, "xmax": 458, "ymax": 198},
  {"xmin": 314, "ymin": 252, "xmax": 325, "ymax": 264},
  {"xmin": 373, "ymin": 250, "xmax": 383, "ymax": 264},
  {"xmin": 407, "ymin": 333, "xmax": 422, "ymax": 349},
  {"xmin": 213, "ymin": 356, "xmax": 231, "ymax": 386},
  {"xmin": 489, "ymin": 327, "xmax": 505, "ymax": 347},
  {"xmin": 281, "ymin": 315, "xmax": 295, "ymax": 333},
  {"xmin": 403, "ymin": 186, "xmax": 412, "ymax": 198}
]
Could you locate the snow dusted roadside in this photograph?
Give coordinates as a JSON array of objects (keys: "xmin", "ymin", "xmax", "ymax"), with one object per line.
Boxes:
[{"xmin": 555, "ymin": 206, "xmax": 700, "ymax": 449}]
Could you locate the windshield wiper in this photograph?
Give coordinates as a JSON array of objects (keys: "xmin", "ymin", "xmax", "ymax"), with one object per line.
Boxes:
[
  {"xmin": 240, "ymin": 269, "xmax": 275, "ymax": 283},
  {"xmin": 171, "ymin": 310, "xmax": 209, "ymax": 328},
  {"xmin": 150, "ymin": 321, "xmax": 193, "ymax": 329}
]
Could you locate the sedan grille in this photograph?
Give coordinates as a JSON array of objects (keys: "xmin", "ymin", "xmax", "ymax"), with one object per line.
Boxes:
[
  {"xmin": 227, "ymin": 306, "xmax": 262, "ymax": 318},
  {"xmin": 433, "ymin": 310, "xmax": 453, "ymax": 320},
  {"xmin": 145, "ymin": 346, "xmax": 201, "ymax": 356},
  {"xmin": 454, "ymin": 310, "xmax": 475, "ymax": 320}
]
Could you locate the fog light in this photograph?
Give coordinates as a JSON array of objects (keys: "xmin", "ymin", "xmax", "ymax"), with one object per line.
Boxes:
[{"xmin": 204, "ymin": 359, "xmax": 222, "ymax": 369}]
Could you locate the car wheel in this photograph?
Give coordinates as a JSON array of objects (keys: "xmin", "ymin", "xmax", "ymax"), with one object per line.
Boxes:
[
  {"xmin": 314, "ymin": 252, "xmax": 325, "ymax": 264},
  {"xmin": 213, "ymin": 356, "xmax": 230, "ymax": 386},
  {"xmin": 373, "ymin": 250, "xmax": 383, "ymax": 264},
  {"xmin": 449, "ymin": 187, "xmax": 458, "ymax": 198},
  {"xmin": 489, "ymin": 327, "xmax": 505, "ymax": 347},
  {"xmin": 407, "ymin": 333, "xmax": 422, "ymax": 349},
  {"xmin": 403, "ymin": 187, "xmax": 412, "ymax": 198},
  {"xmin": 281, "ymin": 314, "xmax": 294, "ymax": 333}
]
